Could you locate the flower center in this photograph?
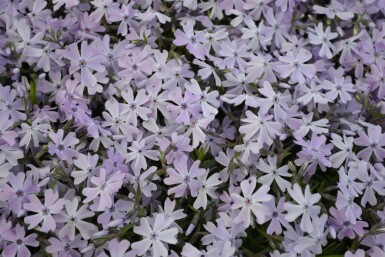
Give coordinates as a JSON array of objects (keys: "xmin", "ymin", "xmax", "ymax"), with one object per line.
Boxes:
[
  {"xmin": 149, "ymin": 232, "xmax": 158, "ymax": 240},
  {"xmin": 79, "ymin": 59, "xmax": 87, "ymax": 67},
  {"xmin": 42, "ymin": 207, "xmax": 50, "ymax": 216},
  {"xmin": 183, "ymin": 175, "xmax": 191, "ymax": 184},
  {"xmin": 244, "ymin": 197, "xmax": 252, "ymax": 206},
  {"xmin": 16, "ymin": 190, "xmax": 24, "ymax": 198}
]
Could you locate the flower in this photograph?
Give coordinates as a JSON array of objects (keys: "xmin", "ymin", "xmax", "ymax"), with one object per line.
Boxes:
[
  {"xmin": 256, "ymin": 155, "xmax": 292, "ymax": 192},
  {"xmin": 24, "ymin": 189, "xmax": 65, "ymax": 232},
  {"xmin": 230, "ymin": 177, "xmax": 272, "ymax": 228},
  {"xmin": 294, "ymin": 214, "xmax": 328, "ymax": 255},
  {"xmin": 167, "ymin": 87, "xmax": 201, "ymax": 125},
  {"xmin": 173, "ymin": 21, "xmax": 208, "ymax": 60},
  {"xmin": 276, "ymin": 49, "xmax": 316, "ymax": 84},
  {"xmin": 0, "ymin": 172, "xmax": 39, "ymax": 214},
  {"xmin": 264, "ymin": 197, "xmax": 290, "ymax": 235},
  {"xmin": 121, "ymin": 88, "xmax": 151, "ymax": 126},
  {"xmin": 239, "ymin": 110, "xmax": 282, "ymax": 146},
  {"xmin": 71, "ymin": 153, "xmax": 99, "ymax": 185},
  {"xmin": 48, "ymin": 129, "xmax": 79, "ymax": 161},
  {"xmin": 354, "ymin": 125, "xmax": 385, "ymax": 161},
  {"xmin": 65, "ymin": 41, "xmax": 105, "ymax": 88},
  {"xmin": 131, "ymin": 214, "xmax": 178, "ymax": 257},
  {"xmin": 322, "ymin": 77, "xmax": 356, "ymax": 103},
  {"xmin": 284, "ymin": 184, "xmax": 321, "ymax": 233},
  {"xmin": 2, "ymin": 224, "xmax": 39, "ymax": 257},
  {"xmin": 308, "ymin": 23, "xmax": 338, "ymax": 59},
  {"xmin": 19, "ymin": 119, "xmax": 50, "ymax": 148},
  {"xmin": 193, "ymin": 171, "xmax": 222, "ymax": 210},
  {"xmin": 54, "ymin": 198, "xmax": 97, "ymax": 240},
  {"xmin": 157, "ymin": 132, "xmax": 193, "ymax": 164},
  {"xmin": 164, "ymin": 156, "xmax": 206, "ymax": 197},
  {"xmin": 82, "ymin": 168, "xmax": 125, "ymax": 211},
  {"xmin": 46, "ymin": 234, "xmax": 87, "ymax": 257}
]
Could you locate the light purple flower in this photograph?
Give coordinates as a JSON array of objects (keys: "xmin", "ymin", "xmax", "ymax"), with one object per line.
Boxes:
[
  {"xmin": 66, "ymin": 41, "xmax": 105, "ymax": 87},
  {"xmin": 54, "ymin": 198, "xmax": 97, "ymax": 240},
  {"xmin": 48, "ymin": 129, "xmax": 79, "ymax": 161},
  {"xmin": 2, "ymin": 224, "xmax": 39, "ymax": 257},
  {"xmin": 131, "ymin": 214, "xmax": 178, "ymax": 257},
  {"xmin": 164, "ymin": 156, "xmax": 206, "ymax": 197},
  {"xmin": 276, "ymin": 49, "xmax": 316, "ymax": 84},
  {"xmin": 24, "ymin": 189, "xmax": 65, "ymax": 232},
  {"xmin": 173, "ymin": 21, "xmax": 208, "ymax": 60},
  {"xmin": 230, "ymin": 177, "xmax": 272, "ymax": 228},
  {"xmin": 284, "ymin": 184, "xmax": 321, "ymax": 233},
  {"xmin": 82, "ymin": 168, "xmax": 124, "ymax": 211}
]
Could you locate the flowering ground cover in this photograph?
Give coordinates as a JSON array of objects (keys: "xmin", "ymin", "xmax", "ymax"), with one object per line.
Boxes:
[{"xmin": 1, "ymin": 0, "xmax": 385, "ymax": 256}]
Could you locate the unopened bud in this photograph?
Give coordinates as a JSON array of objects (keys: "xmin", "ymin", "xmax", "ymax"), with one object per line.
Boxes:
[
  {"xmin": 12, "ymin": 68, "xmax": 20, "ymax": 74},
  {"xmin": 185, "ymin": 224, "xmax": 195, "ymax": 236},
  {"xmin": 279, "ymin": 133, "xmax": 288, "ymax": 141},
  {"xmin": 81, "ymin": 244, "xmax": 95, "ymax": 253},
  {"xmin": 93, "ymin": 230, "xmax": 109, "ymax": 238}
]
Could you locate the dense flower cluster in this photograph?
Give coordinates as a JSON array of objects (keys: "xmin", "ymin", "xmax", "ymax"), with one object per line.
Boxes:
[{"xmin": 1, "ymin": 0, "xmax": 385, "ymax": 256}]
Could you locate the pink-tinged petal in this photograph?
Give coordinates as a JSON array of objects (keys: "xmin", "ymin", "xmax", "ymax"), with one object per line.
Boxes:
[
  {"xmin": 134, "ymin": 217, "xmax": 152, "ymax": 237},
  {"xmin": 24, "ymin": 214, "xmax": 44, "ymax": 229},
  {"xmin": 173, "ymin": 30, "xmax": 190, "ymax": 46},
  {"xmin": 240, "ymin": 177, "xmax": 256, "ymax": 198},
  {"xmin": 252, "ymin": 185, "xmax": 272, "ymax": 202},
  {"xmin": 24, "ymin": 195, "xmax": 44, "ymax": 212},
  {"xmin": 300, "ymin": 212, "xmax": 313, "ymax": 233},
  {"xmin": 284, "ymin": 203, "xmax": 303, "ymax": 221},
  {"xmin": 81, "ymin": 67, "xmax": 97, "ymax": 86},
  {"xmin": 9, "ymin": 172, "xmax": 25, "ymax": 190},
  {"xmin": 40, "ymin": 215, "xmax": 56, "ymax": 232},
  {"xmin": 59, "ymin": 223, "xmax": 76, "ymax": 240},
  {"xmin": 131, "ymin": 238, "xmax": 152, "ymax": 256},
  {"xmin": 49, "ymin": 198, "xmax": 65, "ymax": 214},
  {"xmin": 65, "ymin": 44, "xmax": 81, "ymax": 62},
  {"xmin": 153, "ymin": 239, "xmax": 169, "ymax": 257},
  {"xmin": 23, "ymin": 233, "xmax": 39, "ymax": 247},
  {"xmin": 234, "ymin": 206, "xmax": 251, "ymax": 227},
  {"xmin": 108, "ymin": 239, "xmax": 130, "ymax": 257},
  {"xmin": 250, "ymin": 203, "xmax": 270, "ymax": 223},
  {"xmin": 3, "ymin": 243, "xmax": 18, "ymax": 257},
  {"xmin": 76, "ymin": 220, "xmax": 96, "ymax": 239},
  {"xmin": 157, "ymin": 228, "xmax": 178, "ymax": 244},
  {"xmin": 82, "ymin": 188, "xmax": 100, "ymax": 203}
]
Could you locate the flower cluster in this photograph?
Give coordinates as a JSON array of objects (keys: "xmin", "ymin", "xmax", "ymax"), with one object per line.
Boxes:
[{"xmin": 1, "ymin": 0, "xmax": 385, "ymax": 257}]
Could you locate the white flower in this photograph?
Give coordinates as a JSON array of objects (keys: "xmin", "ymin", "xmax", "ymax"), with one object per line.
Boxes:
[
  {"xmin": 257, "ymin": 155, "xmax": 292, "ymax": 192},
  {"xmin": 284, "ymin": 184, "xmax": 321, "ymax": 233},
  {"xmin": 54, "ymin": 197, "xmax": 97, "ymax": 240},
  {"xmin": 131, "ymin": 214, "xmax": 178, "ymax": 257},
  {"xmin": 193, "ymin": 171, "xmax": 222, "ymax": 210}
]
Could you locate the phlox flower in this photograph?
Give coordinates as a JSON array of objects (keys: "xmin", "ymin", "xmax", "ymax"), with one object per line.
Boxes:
[
  {"xmin": 173, "ymin": 21, "xmax": 208, "ymax": 60},
  {"xmin": 82, "ymin": 168, "xmax": 125, "ymax": 211},
  {"xmin": 131, "ymin": 214, "xmax": 178, "ymax": 257},
  {"xmin": 48, "ymin": 129, "xmax": 79, "ymax": 161},
  {"xmin": 2, "ymin": 224, "xmax": 39, "ymax": 257},
  {"xmin": 65, "ymin": 41, "xmax": 105, "ymax": 87},
  {"xmin": 230, "ymin": 177, "xmax": 272, "ymax": 228},
  {"xmin": 24, "ymin": 189, "xmax": 65, "ymax": 232},
  {"xmin": 276, "ymin": 49, "xmax": 316, "ymax": 84},
  {"xmin": 54, "ymin": 198, "xmax": 97, "ymax": 240},
  {"xmin": 284, "ymin": 184, "xmax": 321, "ymax": 233},
  {"xmin": 164, "ymin": 156, "xmax": 206, "ymax": 197}
]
